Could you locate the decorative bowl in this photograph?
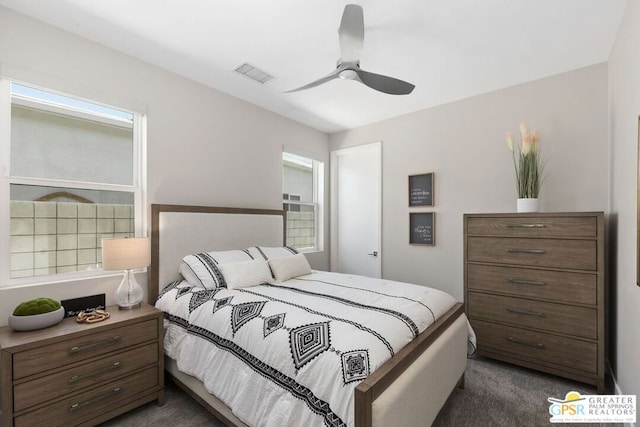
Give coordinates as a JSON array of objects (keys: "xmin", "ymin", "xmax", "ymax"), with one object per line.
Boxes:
[{"xmin": 8, "ymin": 306, "xmax": 65, "ymax": 331}]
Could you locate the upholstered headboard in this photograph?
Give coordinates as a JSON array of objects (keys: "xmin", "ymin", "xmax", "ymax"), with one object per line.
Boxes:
[{"xmin": 149, "ymin": 204, "xmax": 285, "ymax": 302}]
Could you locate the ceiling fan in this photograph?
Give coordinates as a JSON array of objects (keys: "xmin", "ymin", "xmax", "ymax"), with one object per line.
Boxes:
[{"xmin": 286, "ymin": 4, "xmax": 415, "ymax": 95}]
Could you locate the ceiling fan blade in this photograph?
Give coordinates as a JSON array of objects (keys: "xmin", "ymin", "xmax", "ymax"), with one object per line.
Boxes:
[
  {"xmin": 355, "ymin": 69, "xmax": 415, "ymax": 95},
  {"xmin": 338, "ymin": 4, "xmax": 364, "ymax": 63},
  {"xmin": 284, "ymin": 69, "xmax": 341, "ymax": 93}
]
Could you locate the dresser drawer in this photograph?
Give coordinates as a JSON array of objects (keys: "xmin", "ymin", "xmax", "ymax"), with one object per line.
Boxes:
[
  {"xmin": 467, "ymin": 237, "xmax": 597, "ymax": 271},
  {"xmin": 472, "ymin": 320, "xmax": 597, "ymax": 373},
  {"xmin": 14, "ymin": 366, "xmax": 158, "ymax": 427},
  {"xmin": 13, "ymin": 342, "xmax": 158, "ymax": 413},
  {"xmin": 467, "ymin": 292, "xmax": 597, "ymax": 339},
  {"xmin": 466, "ymin": 264, "xmax": 597, "ymax": 305},
  {"xmin": 466, "ymin": 216, "xmax": 597, "ymax": 238},
  {"xmin": 13, "ymin": 319, "xmax": 158, "ymax": 380}
]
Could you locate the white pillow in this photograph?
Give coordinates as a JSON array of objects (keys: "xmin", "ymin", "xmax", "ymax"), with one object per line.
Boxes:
[
  {"xmin": 178, "ymin": 262, "xmax": 202, "ymax": 288},
  {"xmin": 219, "ymin": 259, "xmax": 272, "ymax": 290},
  {"xmin": 182, "ymin": 250, "xmax": 254, "ymax": 289},
  {"xmin": 268, "ymin": 253, "xmax": 312, "ymax": 281},
  {"xmin": 247, "ymin": 246, "xmax": 298, "ymax": 260}
]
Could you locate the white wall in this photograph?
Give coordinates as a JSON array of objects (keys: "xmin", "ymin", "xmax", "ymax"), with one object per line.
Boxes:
[
  {"xmin": 609, "ymin": 1, "xmax": 640, "ymax": 398},
  {"xmin": 0, "ymin": 7, "xmax": 329, "ymax": 324},
  {"xmin": 11, "ymin": 106, "xmax": 133, "ymax": 185},
  {"xmin": 330, "ymin": 64, "xmax": 609, "ymax": 302}
]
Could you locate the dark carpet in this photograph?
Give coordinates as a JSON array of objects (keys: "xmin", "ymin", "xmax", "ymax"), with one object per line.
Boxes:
[{"xmin": 102, "ymin": 356, "xmax": 615, "ymax": 427}]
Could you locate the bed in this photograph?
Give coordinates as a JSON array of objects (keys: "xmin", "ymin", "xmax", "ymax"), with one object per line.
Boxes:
[{"xmin": 149, "ymin": 204, "xmax": 468, "ymax": 427}]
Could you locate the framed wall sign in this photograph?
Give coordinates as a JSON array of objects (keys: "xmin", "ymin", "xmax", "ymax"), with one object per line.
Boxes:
[
  {"xmin": 409, "ymin": 173, "xmax": 434, "ymax": 207},
  {"xmin": 409, "ymin": 212, "xmax": 435, "ymax": 245}
]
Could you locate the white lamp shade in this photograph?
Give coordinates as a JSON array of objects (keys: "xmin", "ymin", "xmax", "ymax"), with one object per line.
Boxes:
[{"xmin": 102, "ymin": 238, "xmax": 150, "ymax": 270}]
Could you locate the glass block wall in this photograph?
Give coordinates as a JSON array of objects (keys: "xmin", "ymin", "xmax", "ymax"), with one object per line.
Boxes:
[
  {"xmin": 285, "ymin": 210, "xmax": 315, "ymax": 249},
  {"xmin": 10, "ymin": 201, "xmax": 134, "ymax": 278}
]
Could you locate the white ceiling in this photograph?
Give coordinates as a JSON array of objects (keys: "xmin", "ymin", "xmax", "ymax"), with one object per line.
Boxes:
[{"xmin": 0, "ymin": 0, "xmax": 628, "ymax": 133}]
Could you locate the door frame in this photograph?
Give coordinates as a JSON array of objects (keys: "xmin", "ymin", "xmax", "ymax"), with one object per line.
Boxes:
[{"xmin": 330, "ymin": 141, "xmax": 382, "ymax": 276}]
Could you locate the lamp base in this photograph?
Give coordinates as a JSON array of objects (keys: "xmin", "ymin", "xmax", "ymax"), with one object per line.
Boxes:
[
  {"xmin": 118, "ymin": 302, "xmax": 141, "ymax": 310},
  {"xmin": 115, "ymin": 269, "xmax": 144, "ymax": 310}
]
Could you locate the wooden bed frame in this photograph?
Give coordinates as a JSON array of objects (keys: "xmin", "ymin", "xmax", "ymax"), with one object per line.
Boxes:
[{"xmin": 149, "ymin": 204, "xmax": 467, "ymax": 427}]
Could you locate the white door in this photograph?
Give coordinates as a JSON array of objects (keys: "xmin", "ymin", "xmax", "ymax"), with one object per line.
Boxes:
[{"xmin": 331, "ymin": 142, "xmax": 381, "ymax": 277}]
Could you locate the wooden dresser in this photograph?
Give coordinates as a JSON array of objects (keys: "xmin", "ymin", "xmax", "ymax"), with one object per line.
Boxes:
[
  {"xmin": 0, "ymin": 303, "xmax": 164, "ymax": 426},
  {"xmin": 463, "ymin": 212, "xmax": 605, "ymax": 393}
]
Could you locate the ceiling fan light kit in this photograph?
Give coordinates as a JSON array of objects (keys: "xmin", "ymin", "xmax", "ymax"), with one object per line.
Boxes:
[
  {"xmin": 338, "ymin": 69, "xmax": 359, "ymax": 80},
  {"xmin": 287, "ymin": 4, "xmax": 415, "ymax": 95}
]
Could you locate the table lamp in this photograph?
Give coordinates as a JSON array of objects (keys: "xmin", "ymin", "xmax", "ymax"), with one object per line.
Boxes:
[{"xmin": 102, "ymin": 237, "xmax": 150, "ymax": 309}]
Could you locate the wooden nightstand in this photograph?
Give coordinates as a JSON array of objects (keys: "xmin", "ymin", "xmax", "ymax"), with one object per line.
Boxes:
[{"xmin": 0, "ymin": 303, "xmax": 164, "ymax": 427}]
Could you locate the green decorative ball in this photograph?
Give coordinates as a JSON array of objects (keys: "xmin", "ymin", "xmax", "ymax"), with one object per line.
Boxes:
[{"xmin": 12, "ymin": 298, "xmax": 62, "ymax": 316}]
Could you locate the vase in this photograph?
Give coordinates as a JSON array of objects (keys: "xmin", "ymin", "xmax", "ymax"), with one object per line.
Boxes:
[
  {"xmin": 517, "ymin": 198, "xmax": 539, "ymax": 213},
  {"xmin": 8, "ymin": 307, "xmax": 65, "ymax": 331}
]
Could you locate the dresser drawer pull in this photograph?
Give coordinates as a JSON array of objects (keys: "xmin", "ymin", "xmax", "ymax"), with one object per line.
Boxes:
[
  {"xmin": 506, "ymin": 308, "xmax": 546, "ymax": 318},
  {"xmin": 507, "ymin": 336, "xmax": 545, "ymax": 349},
  {"xmin": 69, "ymin": 336, "xmax": 121, "ymax": 354},
  {"xmin": 68, "ymin": 361, "xmax": 122, "ymax": 384},
  {"xmin": 507, "ymin": 277, "xmax": 546, "ymax": 286},
  {"xmin": 506, "ymin": 223, "xmax": 545, "ymax": 228},
  {"xmin": 69, "ymin": 387, "xmax": 122, "ymax": 412},
  {"xmin": 505, "ymin": 249, "xmax": 546, "ymax": 254}
]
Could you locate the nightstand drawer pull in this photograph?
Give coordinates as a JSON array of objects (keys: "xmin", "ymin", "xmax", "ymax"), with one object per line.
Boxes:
[
  {"xmin": 506, "ymin": 308, "xmax": 546, "ymax": 318},
  {"xmin": 69, "ymin": 387, "xmax": 122, "ymax": 412},
  {"xmin": 506, "ymin": 223, "xmax": 545, "ymax": 228},
  {"xmin": 507, "ymin": 336, "xmax": 545, "ymax": 349},
  {"xmin": 68, "ymin": 361, "xmax": 122, "ymax": 384},
  {"xmin": 69, "ymin": 336, "xmax": 121, "ymax": 354},
  {"xmin": 507, "ymin": 277, "xmax": 546, "ymax": 286},
  {"xmin": 505, "ymin": 248, "xmax": 546, "ymax": 254}
]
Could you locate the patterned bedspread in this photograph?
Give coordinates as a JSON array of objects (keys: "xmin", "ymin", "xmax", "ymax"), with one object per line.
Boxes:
[{"xmin": 156, "ymin": 271, "xmax": 457, "ymax": 427}]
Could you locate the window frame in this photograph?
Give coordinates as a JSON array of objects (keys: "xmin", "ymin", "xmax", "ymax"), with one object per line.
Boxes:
[
  {"xmin": 0, "ymin": 78, "xmax": 147, "ymax": 286},
  {"xmin": 282, "ymin": 147, "xmax": 324, "ymax": 253}
]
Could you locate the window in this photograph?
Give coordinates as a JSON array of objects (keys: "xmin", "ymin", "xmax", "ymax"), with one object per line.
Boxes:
[
  {"xmin": 282, "ymin": 151, "xmax": 323, "ymax": 252},
  {"xmin": 1, "ymin": 81, "xmax": 146, "ymax": 282}
]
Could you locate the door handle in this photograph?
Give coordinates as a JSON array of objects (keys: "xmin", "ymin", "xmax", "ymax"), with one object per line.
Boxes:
[{"xmin": 368, "ymin": 251, "xmax": 378, "ymax": 257}]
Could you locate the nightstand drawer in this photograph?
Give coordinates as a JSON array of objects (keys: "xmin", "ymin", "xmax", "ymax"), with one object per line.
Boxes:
[
  {"xmin": 14, "ymin": 366, "xmax": 158, "ymax": 427},
  {"xmin": 13, "ymin": 319, "xmax": 157, "ymax": 380},
  {"xmin": 473, "ymin": 320, "xmax": 597, "ymax": 373},
  {"xmin": 13, "ymin": 342, "xmax": 158, "ymax": 412},
  {"xmin": 466, "ymin": 216, "xmax": 596, "ymax": 238},
  {"xmin": 467, "ymin": 237, "xmax": 596, "ymax": 270},
  {"xmin": 466, "ymin": 263, "xmax": 597, "ymax": 305},
  {"xmin": 467, "ymin": 292, "xmax": 597, "ymax": 339}
]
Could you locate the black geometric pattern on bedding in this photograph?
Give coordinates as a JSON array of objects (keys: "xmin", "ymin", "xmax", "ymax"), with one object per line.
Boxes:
[
  {"xmin": 164, "ymin": 311, "xmax": 188, "ymax": 329},
  {"xmin": 263, "ymin": 313, "xmax": 286, "ymax": 337},
  {"xmin": 166, "ymin": 314, "xmax": 346, "ymax": 427},
  {"xmin": 263, "ymin": 283, "xmax": 420, "ymax": 338},
  {"xmin": 194, "ymin": 253, "xmax": 227, "ymax": 288},
  {"xmin": 231, "ymin": 301, "xmax": 267, "ymax": 335},
  {"xmin": 241, "ymin": 288, "xmax": 395, "ymax": 357},
  {"xmin": 189, "ymin": 289, "xmax": 220, "ymax": 313},
  {"xmin": 289, "ymin": 322, "xmax": 331, "ymax": 370},
  {"xmin": 157, "ymin": 280, "xmax": 182, "ymax": 301},
  {"xmin": 341, "ymin": 349, "xmax": 370, "ymax": 384},
  {"xmin": 212, "ymin": 296, "xmax": 233, "ymax": 313},
  {"xmin": 296, "ymin": 277, "xmax": 437, "ymax": 323},
  {"xmin": 175, "ymin": 286, "xmax": 192, "ymax": 300}
]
